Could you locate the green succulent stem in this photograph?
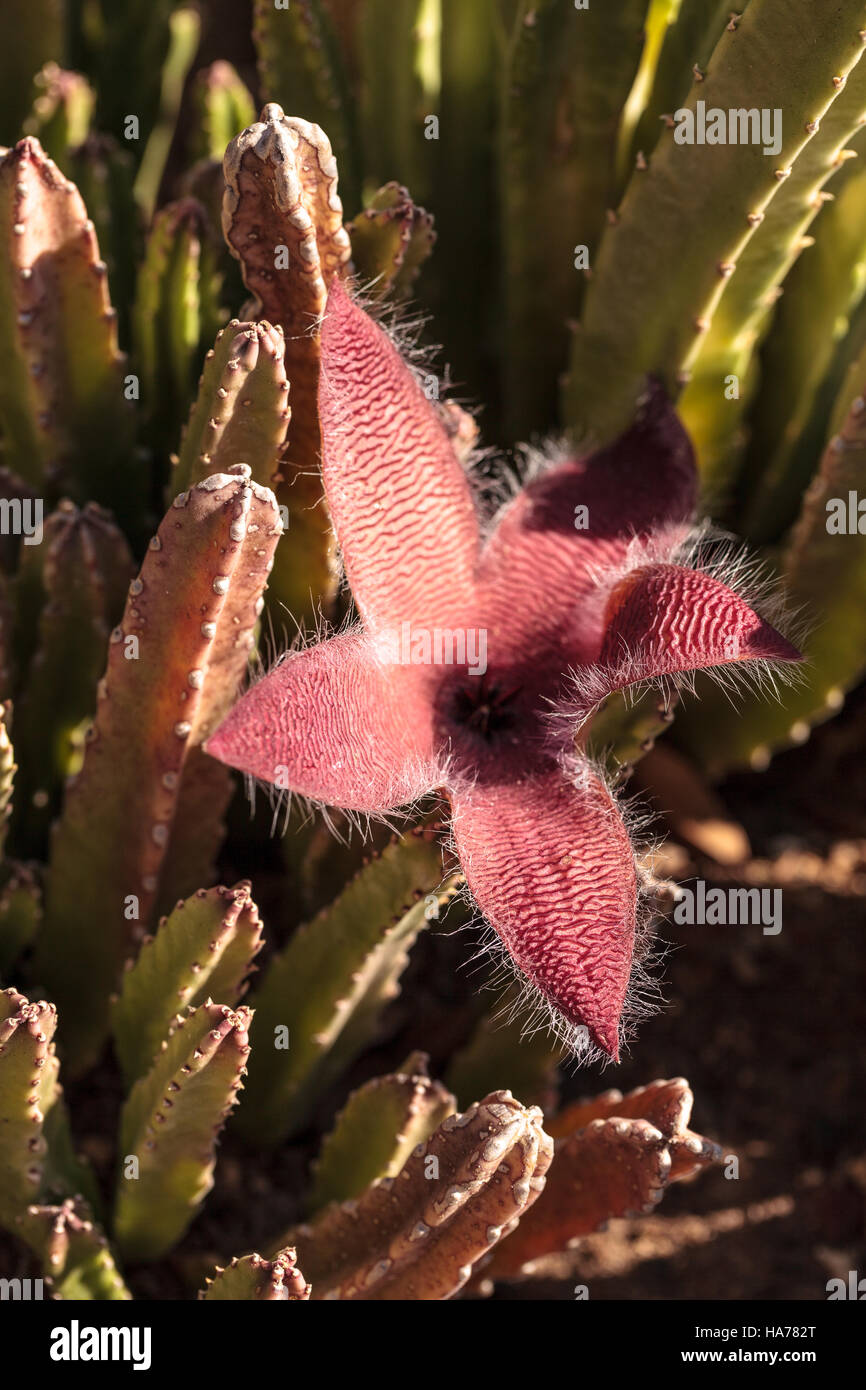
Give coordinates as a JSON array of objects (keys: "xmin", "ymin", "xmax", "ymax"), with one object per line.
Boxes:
[
  {"xmin": 114, "ymin": 1002, "xmax": 252, "ymax": 1261},
  {"xmin": 17, "ymin": 1200, "xmax": 130, "ymax": 1300},
  {"xmin": 201, "ymin": 1249, "xmax": 310, "ymax": 1300},
  {"xmin": 10, "ymin": 502, "xmax": 133, "ymax": 857},
  {"xmin": 500, "ymin": 0, "xmax": 651, "ymax": 439},
  {"xmin": 564, "ymin": 0, "xmax": 866, "ymax": 446},
  {"xmin": 252, "ymin": 0, "xmax": 362, "ymax": 213},
  {"xmin": 134, "ymin": 196, "xmax": 225, "ymax": 460},
  {"xmin": 0, "ymin": 139, "xmax": 136, "ymax": 521},
  {"xmin": 680, "ymin": 54, "xmax": 866, "ymax": 500},
  {"xmin": 236, "ymin": 829, "xmax": 457, "ymax": 1146},
  {"xmin": 679, "ymin": 354, "xmax": 866, "ymax": 772},
  {"xmin": 112, "ymin": 882, "xmax": 262, "ymax": 1088},
  {"xmin": 36, "ymin": 470, "xmax": 281, "ymax": 1074},
  {"xmin": 740, "ymin": 155, "xmax": 866, "ymax": 543},
  {"xmin": 24, "ymin": 64, "xmax": 96, "ymax": 171},
  {"xmin": 190, "ymin": 62, "xmax": 256, "ymax": 165},
  {"xmin": 308, "ymin": 1055, "xmax": 456, "ymax": 1211},
  {"xmin": 173, "ymin": 320, "xmax": 290, "ymax": 496}
]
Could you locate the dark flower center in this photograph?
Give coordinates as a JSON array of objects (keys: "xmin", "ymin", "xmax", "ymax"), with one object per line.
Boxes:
[{"xmin": 445, "ymin": 672, "xmax": 524, "ymax": 742}]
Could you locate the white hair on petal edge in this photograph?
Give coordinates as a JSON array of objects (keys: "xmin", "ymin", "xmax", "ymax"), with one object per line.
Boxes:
[
  {"xmin": 234, "ymin": 612, "xmax": 446, "ymax": 843},
  {"xmin": 243, "ymin": 758, "xmax": 441, "ymax": 848},
  {"xmin": 478, "ymin": 435, "xmax": 580, "ymax": 543},
  {"xmin": 544, "ymin": 522, "xmax": 809, "ymax": 749},
  {"xmin": 438, "ymin": 752, "xmax": 670, "ymax": 1067},
  {"xmin": 476, "ymin": 414, "xmax": 623, "ymax": 547}
]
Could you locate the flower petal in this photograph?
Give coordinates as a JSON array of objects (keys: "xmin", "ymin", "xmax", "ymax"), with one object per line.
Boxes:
[
  {"xmin": 479, "ymin": 383, "xmax": 696, "ymax": 661},
  {"xmin": 449, "ymin": 762, "xmax": 637, "ymax": 1059},
  {"xmin": 205, "ymin": 631, "xmax": 439, "ymax": 812},
  {"xmin": 597, "ymin": 562, "xmax": 802, "ymax": 684},
  {"xmin": 319, "ymin": 279, "xmax": 481, "ymax": 631}
]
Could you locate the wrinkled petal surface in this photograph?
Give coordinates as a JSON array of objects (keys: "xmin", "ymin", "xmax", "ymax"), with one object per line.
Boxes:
[
  {"xmin": 597, "ymin": 563, "xmax": 802, "ymax": 681},
  {"xmin": 319, "ymin": 280, "xmax": 481, "ymax": 632},
  {"xmin": 206, "ymin": 630, "xmax": 439, "ymax": 812},
  {"xmin": 448, "ymin": 761, "xmax": 638, "ymax": 1058}
]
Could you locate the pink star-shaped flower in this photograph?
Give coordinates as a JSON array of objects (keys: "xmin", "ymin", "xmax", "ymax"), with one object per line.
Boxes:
[{"xmin": 206, "ymin": 281, "xmax": 800, "ymax": 1060}]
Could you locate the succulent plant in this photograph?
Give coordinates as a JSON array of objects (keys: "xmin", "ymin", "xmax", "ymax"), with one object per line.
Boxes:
[
  {"xmin": 0, "ymin": 0, "xmax": 862, "ymax": 1304},
  {"xmin": 207, "ymin": 265, "xmax": 800, "ymax": 1061}
]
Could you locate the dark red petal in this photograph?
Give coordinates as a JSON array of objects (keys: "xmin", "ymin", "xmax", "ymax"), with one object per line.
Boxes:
[
  {"xmin": 598, "ymin": 563, "xmax": 803, "ymax": 683},
  {"xmin": 205, "ymin": 631, "xmax": 438, "ymax": 812},
  {"xmin": 449, "ymin": 763, "xmax": 637, "ymax": 1059},
  {"xmin": 479, "ymin": 382, "xmax": 697, "ymax": 661},
  {"xmin": 319, "ymin": 279, "xmax": 481, "ymax": 631}
]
